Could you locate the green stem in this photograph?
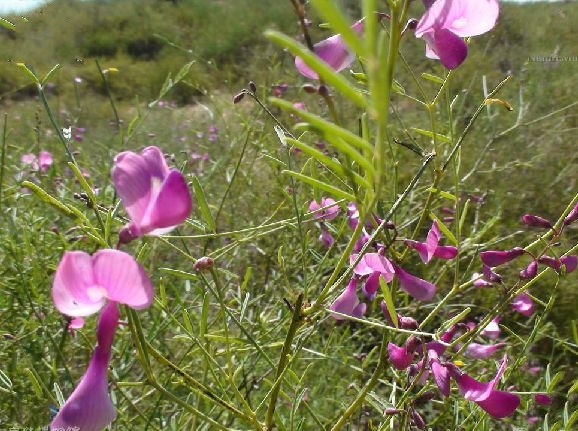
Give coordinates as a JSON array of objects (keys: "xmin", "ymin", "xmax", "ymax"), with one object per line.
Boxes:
[{"xmin": 265, "ymin": 294, "xmax": 304, "ymax": 430}]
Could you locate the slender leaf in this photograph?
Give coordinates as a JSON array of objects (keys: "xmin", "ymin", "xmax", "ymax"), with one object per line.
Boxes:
[{"xmin": 283, "ymin": 171, "xmax": 356, "ymax": 201}]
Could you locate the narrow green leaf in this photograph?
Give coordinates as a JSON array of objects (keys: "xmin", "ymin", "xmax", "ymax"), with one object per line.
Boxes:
[
  {"xmin": 283, "ymin": 170, "xmax": 356, "ymax": 202},
  {"xmin": 0, "ymin": 17, "xmax": 15, "ymax": 30},
  {"xmin": 430, "ymin": 213, "xmax": 458, "ymax": 246},
  {"xmin": 68, "ymin": 162, "xmax": 97, "ymax": 208},
  {"xmin": 41, "ymin": 64, "xmax": 61, "ymax": 86},
  {"xmin": 548, "ymin": 370, "xmax": 564, "ymax": 393},
  {"xmin": 421, "ymin": 72, "xmax": 445, "ymax": 84},
  {"xmin": 286, "ymin": 137, "xmax": 371, "ymax": 191},
  {"xmin": 24, "ymin": 369, "xmax": 42, "ymax": 398},
  {"xmin": 191, "ymin": 177, "xmax": 216, "ymax": 232},
  {"xmin": 426, "ymin": 187, "xmax": 457, "ymax": 202},
  {"xmin": 458, "ymin": 199, "xmax": 470, "ymax": 235},
  {"xmin": 412, "ymin": 127, "xmax": 452, "ymax": 144},
  {"xmin": 182, "ymin": 310, "xmax": 194, "ymax": 334},
  {"xmin": 16, "ymin": 62, "xmax": 39, "ymax": 85},
  {"xmin": 200, "ymin": 293, "xmax": 209, "ymax": 338},
  {"xmin": 265, "ymin": 30, "xmax": 365, "ymax": 108},
  {"xmin": 271, "ymin": 98, "xmax": 372, "ymax": 153},
  {"xmin": 240, "ymin": 266, "xmax": 252, "ymax": 292},
  {"xmin": 21, "ymin": 181, "xmax": 82, "ymax": 220},
  {"xmin": 379, "ymin": 276, "xmax": 398, "ymax": 328},
  {"xmin": 566, "ymin": 409, "xmax": 578, "ymax": 430},
  {"xmin": 567, "ymin": 379, "xmax": 578, "ymax": 396},
  {"xmin": 158, "ymin": 268, "xmax": 199, "ymax": 280}
]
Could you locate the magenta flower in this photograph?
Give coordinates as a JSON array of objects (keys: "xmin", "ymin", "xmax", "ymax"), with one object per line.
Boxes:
[
  {"xmin": 295, "ymin": 19, "xmax": 364, "ymax": 80},
  {"xmin": 404, "ymin": 220, "xmax": 457, "ymax": 263},
  {"xmin": 415, "ymin": 0, "xmax": 500, "ymax": 69},
  {"xmin": 521, "ymin": 214, "xmax": 552, "ymax": 229},
  {"xmin": 52, "ymin": 249, "xmax": 153, "ymax": 318},
  {"xmin": 352, "ymin": 253, "xmax": 395, "ymax": 280},
  {"xmin": 534, "ymin": 393, "xmax": 552, "ymax": 406},
  {"xmin": 112, "ymin": 146, "xmax": 192, "ymax": 240},
  {"xmin": 394, "ymin": 266, "xmax": 436, "ymax": 302},
  {"xmin": 449, "ymin": 355, "xmax": 520, "ymax": 418},
  {"xmin": 511, "ymin": 292, "xmax": 534, "ymax": 317},
  {"xmin": 319, "ymin": 228, "xmax": 335, "ymax": 248},
  {"xmin": 519, "ymin": 260, "xmax": 538, "ymax": 280},
  {"xmin": 388, "ymin": 342, "xmax": 415, "ymax": 370},
  {"xmin": 480, "ymin": 247, "xmax": 524, "ymax": 267},
  {"xmin": 51, "ymin": 302, "xmax": 119, "ymax": 431},
  {"xmin": 329, "ymin": 278, "xmax": 366, "ymax": 320},
  {"xmin": 563, "ymin": 203, "xmax": 578, "ymax": 226},
  {"xmin": 21, "ymin": 150, "xmax": 53, "ymax": 172},
  {"xmin": 346, "ymin": 202, "xmax": 359, "ymax": 229},
  {"xmin": 308, "ymin": 197, "xmax": 340, "ymax": 221}
]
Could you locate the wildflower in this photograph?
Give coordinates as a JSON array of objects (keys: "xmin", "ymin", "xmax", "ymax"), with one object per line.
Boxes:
[
  {"xmin": 329, "ymin": 278, "xmax": 366, "ymax": 320},
  {"xmin": 51, "ymin": 302, "xmax": 119, "ymax": 431},
  {"xmin": 394, "ymin": 265, "xmax": 436, "ymax": 301},
  {"xmin": 448, "ymin": 354, "xmax": 520, "ymax": 418},
  {"xmin": 352, "ymin": 253, "xmax": 395, "ymax": 281},
  {"xmin": 511, "ymin": 292, "xmax": 534, "ymax": 317},
  {"xmin": 521, "ymin": 214, "xmax": 552, "ymax": 229},
  {"xmin": 308, "ymin": 197, "xmax": 340, "ymax": 221},
  {"xmin": 465, "ymin": 342, "xmax": 505, "ymax": 359},
  {"xmin": 52, "ymin": 249, "xmax": 153, "ymax": 318},
  {"xmin": 519, "ymin": 260, "xmax": 538, "ymax": 280},
  {"xmin": 295, "ymin": 19, "xmax": 364, "ymax": 80},
  {"xmin": 534, "ymin": 393, "xmax": 552, "ymax": 405},
  {"xmin": 415, "ymin": 0, "xmax": 500, "ymax": 69},
  {"xmin": 563, "ymin": 203, "xmax": 578, "ymax": 226},
  {"xmin": 21, "ymin": 151, "xmax": 53, "ymax": 172},
  {"xmin": 480, "ymin": 247, "xmax": 524, "ymax": 267},
  {"xmin": 112, "ymin": 146, "xmax": 193, "ymax": 241},
  {"xmin": 404, "ymin": 220, "xmax": 457, "ymax": 263},
  {"xmin": 388, "ymin": 342, "xmax": 415, "ymax": 370},
  {"xmin": 319, "ymin": 228, "xmax": 335, "ymax": 248},
  {"xmin": 471, "ymin": 272, "xmax": 494, "ymax": 288}
]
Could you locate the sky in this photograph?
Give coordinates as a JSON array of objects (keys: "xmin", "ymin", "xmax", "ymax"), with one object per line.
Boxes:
[{"xmin": 0, "ymin": 0, "xmax": 572, "ymax": 14}]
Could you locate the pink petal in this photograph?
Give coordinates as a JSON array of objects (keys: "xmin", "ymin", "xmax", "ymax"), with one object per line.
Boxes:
[
  {"xmin": 394, "ymin": 266, "xmax": 436, "ymax": 301},
  {"xmin": 519, "ymin": 260, "xmax": 538, "ymax": 280},
  {"xmin": 92, "ymin": 249, "xmax": 153, "ymax": 310},
  {"xmin": 476, "ymin": 389, "xmax": 520, "ymax": 419},
  {"xmin": 481, "ymin": 317, "xmax": 500, "ymax": 339},
  {"xmin": 431, "ymin": 360, "xmax": 450, "ymax": 396},
  {"xmin": 329, "ymin": 278, "xmax": 360, "ymax": 320},
  {"xmin": 416, "ymin": 0, "xmax": 500, "ymax": 38},
  {"xmin": 51, "ymin": 303, "xmax": 119, "ymax": 431},
  {"xmin": 140, "ymin": 170, "xmax": 192, "ymax": 235},
  {"xmin": 39, "ymin": 150, "xmax": 53, "ymax": 172},
  {"xmin": 52, "ymin": 251, "xmax": 105, "ymax": 317},
  {"xmin": 480, "ymin": 247, "xmax": 524, "ymax": 267},
  {"xmin": 388, "ymin": 342, "xmax": 414, "ymax": 370},
  {"xmin": 534, "ymin": 393, "xmax": 552, "ymax": 405},
  {"xmin": 352, "ymin": 253, "xmax": 395, "ymax": 281},
  {"xmin": 425, "ymin": 221, "xmax": 440, "ymax": 262},
  {"xmin": 295, "ymin": 20, "xmax": 363, "ymax": 80},
  {"xmin": 362, "ymin": 272, "xmax": 381, "ymax": 299},
  {"xmin": 434, "ymin": 245, "xmax": 458, "ymax": 260},
  {"xmin": 511, "ymin": 292, "xmax": 534, "ymax": 317},
  {"xmin": 465, "ymin": 343, "xmax": 504, "ymax": 359},
  {"xmin": 319, "ymin": 229, "xmax": 334, "ymax": 248},
  {"xmin": 431, "ymin": 28, "xmax": 468, "ymax": 70},
  {"xmin": 521, "ymin": 214, "xmax": 552, "ymax": 229},
  {"xmin": 560, "ymin": 255, "xmax": 578, "ymax": 273}
]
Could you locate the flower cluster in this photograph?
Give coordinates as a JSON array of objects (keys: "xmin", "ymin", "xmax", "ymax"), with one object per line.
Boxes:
[{"xmin": 51, "ymin": 146, "xmax": 192, "ymax": 430}]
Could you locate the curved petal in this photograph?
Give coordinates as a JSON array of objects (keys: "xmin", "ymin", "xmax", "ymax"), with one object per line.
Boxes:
[
  {"xmin": 388, "ymin": 342, "xmax": 414, "ymax": 370},
  {"xmin": 141, "ymin": 146, "xmax": 170, "ymax": 178},
  {"xmin": 52, "ymin": 251, "xmax": 104, "ymax": 317},
  {"xmin": 51, "ymin": 303, "xmax": 119, "ymax": 431},
  {"xmin": 431, "ymin": 360, "xmax": 450, "ymax": 396},
  {"xmin": 432, "ymin": 28, "xmax": 468, "ymax": 70},
  {"xmin": 476, "ymin": 389, "xmax": 520, "ymax": 419},
  {"xmin": 141, "ymin": 170, "xmax": 192, "ymax": 234},
  {"xmin": 329, "ymin": 278, "xmax": 360, "ymax": 320},
  {"xmin": 394, "ymin": 266, "xmax": 436, "ymax": 301},
  {"xmin": 93, "ymin": 250, "xmax": 154, "ymax": 310},
  {"xmin": 465, "ymin": 343, "xmax": 504, "ymax": 359}
]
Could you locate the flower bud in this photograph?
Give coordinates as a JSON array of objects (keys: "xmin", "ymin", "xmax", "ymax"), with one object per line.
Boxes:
[
  {"xmin": 519, "ymin": 260, "xmax": 538, "ymax": 280},
  {"xmin": 233, "ymin": 92, "xmax": 245, "ymax": 104},
  {"xmin": 302, "ymin": 83, "xmax": 318, "ymax": 94},
  {"xmin": 248, "ymin": 81, "xmax": 257, "ymax": 93},
  {"xmin": 521, "ymin": 214, "xmax": 552, "ymax": 229},
  {"xmin": 194, "ymin": 256, "xmax": 214, "ymax": 271},
  {"xmin": 563, "ymin": 204, "xmax": 578, "ymax": 226},
  {"xmin": 480, "ymin": 247, "xmax": 524, "ymax": 267}
]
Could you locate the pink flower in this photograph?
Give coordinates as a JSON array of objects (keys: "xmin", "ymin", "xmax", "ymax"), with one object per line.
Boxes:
[
  {"xmin": 388, "ymin": 342, "xmax": 415, "ymax": 370},
  {"xmin": 404, "ymin": 220, "xmax": 457, "ymax": 263},
  {"xmin": 112, "ymin": 146, "xmax": 193, "ymax": 240},
  {"xmin": 329, "ymin": 278, "xmax": 366, "ymax": 320},
  {"xmin": 52, "ymin": 249, "xmax": 153, "ymax": 318},
  {"xmin": 319, "ymin": 228, "xmax": 335, "ymax": 248},
  {"xmin": 521, "ymin": 214, "xmax": 552, "ymax": 229},
  {"xmin": 308, "ymin": 197, "xmax": 340, "ymax": 221},
  {"xmin": 51, "ymin": 302, "xmax": 119, "ymax": 431},
  {"xmin": 534, "ymin": 393, "xmax": 552, "ymax": 405},
  {"xmin": 511, "ymin": 292, "xmax": 534, "ymax": 317},
  {"xmin": 21, "ymin": 151, "xmax": 53, "ymax": 172},
  {"xmin": 449, "ymin": 354, "xmax": 520, "ymax": 418},
  {"xmin": 295, "ymin": 19, "xmax": 364, "ymax": 79},
  {"xmin": 415, "ymin": 0, "xmax": 500, "ymax": 69},
  {"xmin": 465, "ymin": 342, "xmax": 505, "ymax": 359},
  {"xmin": 394, "ymin": 266, "xmax": 436, "ymax": 302},
  {"xmin": 351, "ymin": 253, "xmax": 395, "ymax": 280}
]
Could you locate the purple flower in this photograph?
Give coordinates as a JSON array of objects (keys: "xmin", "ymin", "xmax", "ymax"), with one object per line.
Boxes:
[
  {"xmin": 52, "ymin": 249, "xmax": 154, "ymax": 318},
  {"xmin": 308, "ymin": 197, "xmax": 340, "ymax": 221},
  {"xmin": 480, "ymin": 247, "xmax": 524, "ymax": 267},
  {"xmin": 465, "ymin": 342, "xmax": 505, "ymax": 359},
  {"xmin": 519, "ymin": 260, "xmax": 538, "ymax": 280},
  {"xmin": 521, "ymin": 214, "xmax": 552, "ymax": 229},
  {"xmin": 449, "ymin": 354, "xmax": 520, "ymax": 418},
  {"xmin": 346, "ymin": 202, "xmax": 359, "ymax": 229},
  {"xmin": 561, "ymin": 255, "xmax": 578, "ymax": 273},
  {"xmin": 295, "ymin": 19, "xmax": 364, "ymax": 79},
  {"xmin": 21, "ymin": 151, "xmax": 53, "ymax": 172},
  {"xmin": 388, "ymin": 342, "xmax": 415, "ymax": 370},
  {"xmin": 319, "ymin": 228, "xmax": 335, "ymax": 248},
  {"xmin": 112, "ymin": 146, "xmax": 193, "ymax": 240},
  {"xmin": 534, "ymin": 393, "xmax": 552, "ymax": 406},
  {"xmin": 511, "ymin": 292, "xmax": 534, "ymax": 317},
  {"xmin": 563, "ymin": 203, "xmax": 578, "ymax": 226},
  {"xmin": 415, "ymin": 0, "xmax": 499, "ymax": 69},
  {"xmin": 472, "ymin": 272, "xmax": 494, "ymax": 288},
  {"xmin": 51, "ymin": 302, "xmax": 119, "ymax": 431},
  {"xmin": 329, "ymin": 278, "xmax": 366, "ymax": 320},
  {"xmin": 394, "ymin": 266, "xmax": 436, "ymax": 302},
  {"xmin": 404, "ymin": 220, "xmax": 458, "ymax": 263}
]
